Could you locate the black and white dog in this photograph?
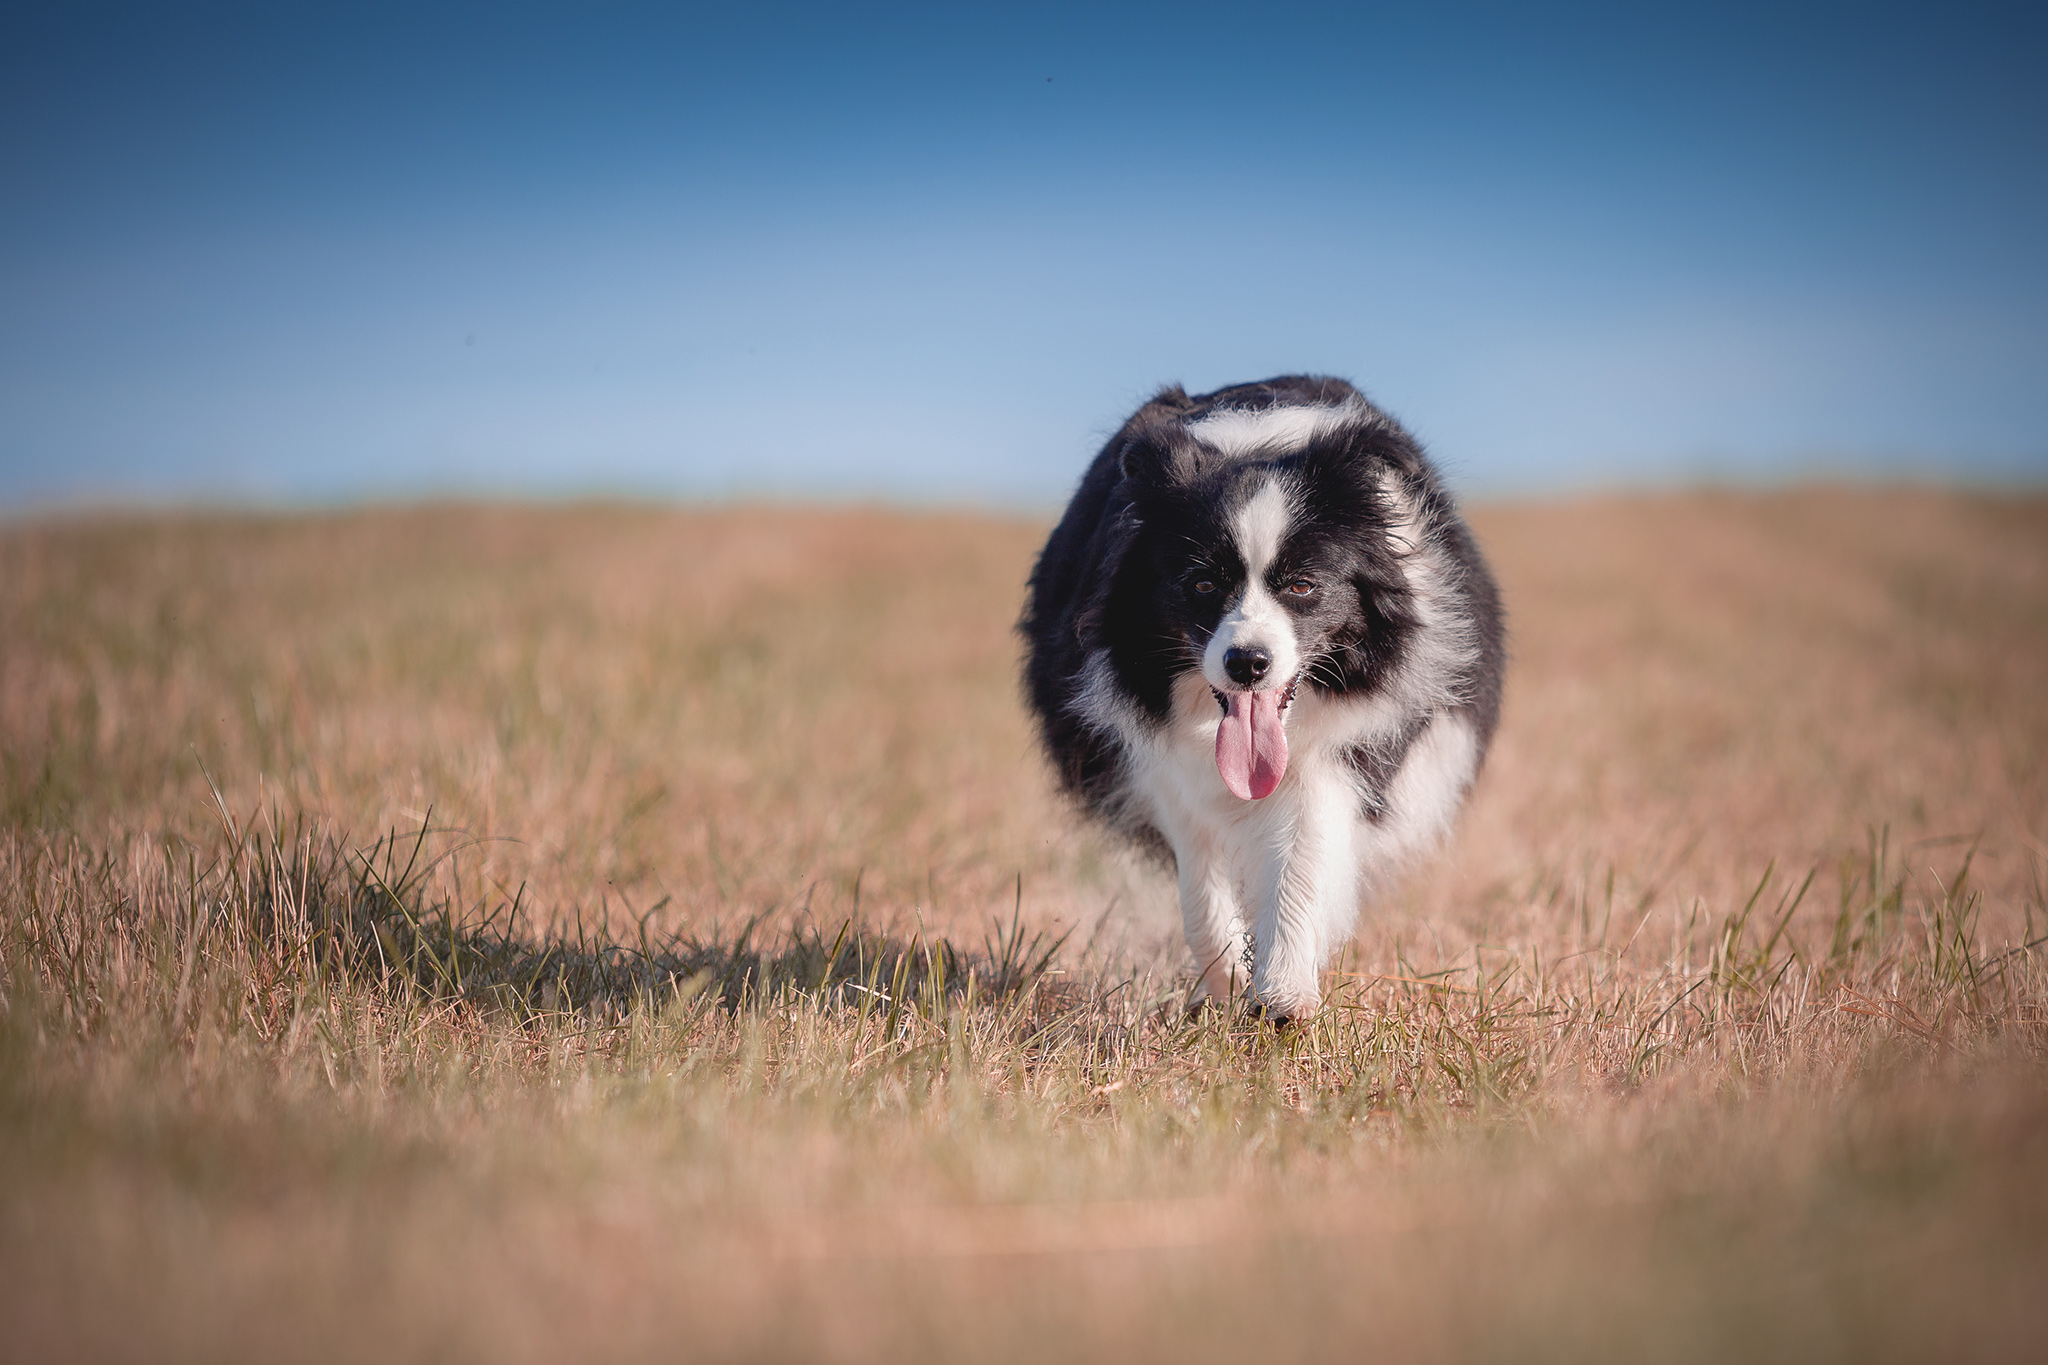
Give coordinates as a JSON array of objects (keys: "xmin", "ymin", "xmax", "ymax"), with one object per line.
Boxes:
[{"xmin": 1022, "ymin": 376, "xmax": 1504, "ymax": 1019}]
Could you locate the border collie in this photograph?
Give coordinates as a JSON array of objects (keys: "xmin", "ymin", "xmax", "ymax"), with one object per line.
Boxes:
[{"xmin": 1022, "ymin": 376, "xmax": 1504, "ymax": 1020}]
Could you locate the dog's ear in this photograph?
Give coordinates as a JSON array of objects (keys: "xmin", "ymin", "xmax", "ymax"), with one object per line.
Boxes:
[
  {"xmin": 1296, "ymin": 411, "xmax": 1423, "ymax": 493},
  {"xmin": 1131, "ymin": 383, "xmax": 1195, "ymax": 421},
  {"xmin": 1110, "ymin": 385, "xmax": 1202, "ymax": 488},
  {"xmin": 1071, "ymin": 504, "xmax": 1142, "ymax": 645},
  {"xmin": 1116, "ymin": 427, "xmax": 1204, "ymax": 488}
]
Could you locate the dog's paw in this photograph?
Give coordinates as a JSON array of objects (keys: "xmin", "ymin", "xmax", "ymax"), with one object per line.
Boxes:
[{"xmin": 1247, "ymin": 986, "xmax": 1319, "ymax": 1027}]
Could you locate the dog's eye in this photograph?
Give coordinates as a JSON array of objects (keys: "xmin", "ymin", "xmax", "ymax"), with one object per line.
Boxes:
[
  {"xmin": 1284, "ymin": 578, "xmax": 1316, "ymax": 597},
  {"xmin": 1190, "ymin": 578, "xmax": 1217, "ymax": 596}
]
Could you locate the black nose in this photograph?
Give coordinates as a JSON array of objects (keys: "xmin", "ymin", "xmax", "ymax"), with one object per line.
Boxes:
[{"xmin": 1223, "ymin": 647, "xmax": 1271, "ymax": 686}]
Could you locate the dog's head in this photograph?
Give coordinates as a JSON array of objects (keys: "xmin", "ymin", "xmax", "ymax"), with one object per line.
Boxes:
[{"xmin": 1105, "ymin": 412, "xmax": 1427, "ymax": 712}]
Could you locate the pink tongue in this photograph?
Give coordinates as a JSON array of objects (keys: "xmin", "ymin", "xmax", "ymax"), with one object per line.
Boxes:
[{"xmin": 1215, "ymin": 689, "xmax": 1289, "ymax": 800}]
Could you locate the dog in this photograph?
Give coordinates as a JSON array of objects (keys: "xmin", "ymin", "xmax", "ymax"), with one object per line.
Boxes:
[{"xmin": 1021, "ymin": 376, "xmax": 1504, "ymax": 1020}]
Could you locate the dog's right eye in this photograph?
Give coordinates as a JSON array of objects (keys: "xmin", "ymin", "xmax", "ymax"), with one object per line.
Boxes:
[{"xmin": 1190, "ymin": 578, "xmax": 1217, "ymax": 596}]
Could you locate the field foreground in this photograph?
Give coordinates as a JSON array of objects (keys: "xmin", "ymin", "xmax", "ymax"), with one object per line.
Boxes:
[{"xmin": 3, "ymin": 488, "xmax": 2045, "ymax": 1362}]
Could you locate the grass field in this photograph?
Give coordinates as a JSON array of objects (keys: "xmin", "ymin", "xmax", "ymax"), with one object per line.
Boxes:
[{"xmin": 3, "ymin": 488, "xmax": 2045, "ymax": 1362}]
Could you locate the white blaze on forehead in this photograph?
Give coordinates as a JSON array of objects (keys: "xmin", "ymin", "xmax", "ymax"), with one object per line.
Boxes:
[
  {"xmin": 1185, "ymin": 402, "xmax": 1358, "ymax": 457},
  {"xmin": 1230, "ymin": 477, "xmax": 1296, "ymax": 579}
]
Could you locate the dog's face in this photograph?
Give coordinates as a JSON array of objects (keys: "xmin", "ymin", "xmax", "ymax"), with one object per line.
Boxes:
[
  {"xmin": 1104, "ymin": 425, "xmax": 1424, "ymax": 715},
  {"xmin": 1176, "ymin": 476, "xmax": 1348, "ymax": 699}
]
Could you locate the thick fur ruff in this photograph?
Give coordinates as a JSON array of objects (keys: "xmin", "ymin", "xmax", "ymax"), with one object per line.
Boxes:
[{"xmin": 1021, "ymin": 376, "xmax": 1505, "ymax": 1018}]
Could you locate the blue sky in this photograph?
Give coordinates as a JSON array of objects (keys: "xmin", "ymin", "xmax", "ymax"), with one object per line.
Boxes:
[{"xmin": 2, "ymin": 1, "xmax": 2044, "ymax": 507}]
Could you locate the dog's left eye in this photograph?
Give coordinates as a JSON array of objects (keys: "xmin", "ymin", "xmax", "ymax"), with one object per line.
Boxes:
[{"xmin": 1284, "ymin": 578, "xmax": 1316, "ymax": 597}]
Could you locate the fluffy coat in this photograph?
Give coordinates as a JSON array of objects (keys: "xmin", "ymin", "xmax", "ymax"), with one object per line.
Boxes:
[{"xmin": 1021, "ymin": 376, "xmax": 1505, "ymax": 1017}]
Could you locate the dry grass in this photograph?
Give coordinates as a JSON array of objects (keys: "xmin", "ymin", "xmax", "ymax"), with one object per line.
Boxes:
[{"xmin": 2, "ymin": 488, "xmax": 2045, "ymax": 1363}]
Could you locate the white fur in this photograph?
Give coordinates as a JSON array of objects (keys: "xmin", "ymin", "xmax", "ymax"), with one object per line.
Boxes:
[
  {"xmin": 1184, "ymin": 402, "xmax": 1362, "ymax": 456},
  {"xmin": 1229, "ymin": 476, "xmax": 1295, "ymax": 571}
]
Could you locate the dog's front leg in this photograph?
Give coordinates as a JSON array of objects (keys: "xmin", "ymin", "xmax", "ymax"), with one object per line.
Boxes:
[
  {"xmin": 1248, "ymin": 790, "xmax": 1358, "ymax": 1020},
  {"xmin": 1177, "ymin": 837, "xmax": 1246, "ymax": 1009}
]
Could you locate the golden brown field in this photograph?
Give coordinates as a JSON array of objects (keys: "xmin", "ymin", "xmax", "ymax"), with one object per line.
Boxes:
[{"xmin": 3, "ymin": 488, "xmax": 2045, "ymax": 1363}]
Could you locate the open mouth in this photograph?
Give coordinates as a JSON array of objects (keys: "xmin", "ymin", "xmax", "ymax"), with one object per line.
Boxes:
[
  {"xmin": 1210, "ymin": 672, "xmax": 1300, "ymax": 802},
  {"xmin": 1210, "ymin": 673, "xmax": 1298, "ymax": 716}
]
